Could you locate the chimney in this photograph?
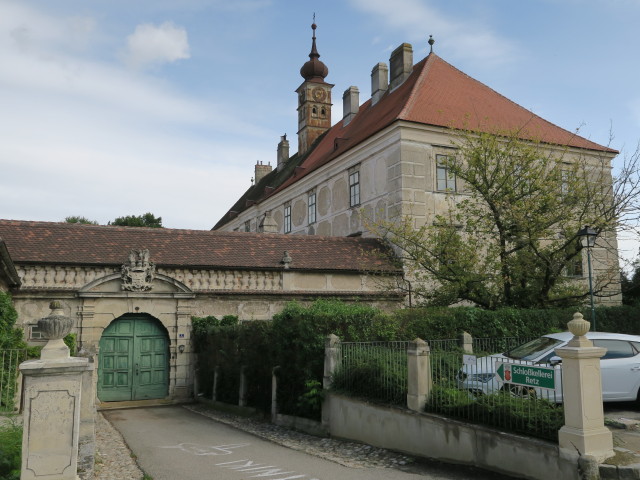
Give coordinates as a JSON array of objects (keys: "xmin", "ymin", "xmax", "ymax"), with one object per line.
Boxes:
[
  {"xmin": 371, "ymin": 62, "xmax": 389, "ymax": 106},
  {"xmin": 259, "ymin": 210, "xmax": 278, "ymax": 233},
  {"xmin": 389, "ymin": 43, "xmax": 413, "ymax": 91},
  {"xmin": 277, "ymin": 134, "xmax": 290, "ymax": 172},
  {"xmin": 254, "ymin": 161, "xmax": 272, "ymax": 184},
  {"xmin": 342, "ymin": 86, "xmax": 359, "ymax": 127}
]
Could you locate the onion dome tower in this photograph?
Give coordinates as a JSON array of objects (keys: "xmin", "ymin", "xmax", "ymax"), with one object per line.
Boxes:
[{"xmin": 296, "ymin": 21, "xmax": 333, "ymax": 155}]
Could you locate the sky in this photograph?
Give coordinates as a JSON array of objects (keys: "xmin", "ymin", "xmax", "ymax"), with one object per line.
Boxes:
[{"xmin": 1, "ymin": 0, "xmax": 640, "ymax": 266}]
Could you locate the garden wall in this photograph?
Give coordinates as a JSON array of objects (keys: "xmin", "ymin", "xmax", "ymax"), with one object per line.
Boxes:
[{"xmin": 324, "ymin": 393, "xmax": 580, "ymax": 480}]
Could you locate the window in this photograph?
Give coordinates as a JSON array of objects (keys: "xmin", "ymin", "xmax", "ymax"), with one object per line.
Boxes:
[
  {"xmin": 436, "ymin": 154, "xmax": 456, "ymax": 191},
  {"xmin": 308, "ymin": 192, "xmax": 317, "ymax": 224},
  {"xmin": 561, "ymin": 169, "xmax": 570, "ymax": 196},
  {"xmin": 29, "ymin": 325, "xmax": 45, "ymax": 340},
  {"xmin": 349, "ymin": 170, "xmax": 360, "ymax": 207},
  {"xmin": 284, "ymin": 204, "xmax": 291, "ymax": 233},
  {"xmin": 244, "ymin": 220, "xmax": 251, "ymax": 232},
  {"xmin": 565, "ymin": 252, "xmax": 584, "ymax": 277},
  {"xmin": 593, "ymin": 340, "xmax": 638, "ymax": 359}
]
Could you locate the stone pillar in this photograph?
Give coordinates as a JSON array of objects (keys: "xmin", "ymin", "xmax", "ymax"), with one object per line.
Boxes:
[
  {"xmin": 459, "ymin": 332, "xmax": 473, "ymax": 354},
  {"xmin": 76, "ymin": 351, "xmax": 96, "ymax": 478},
  {"xmin": 556, "ymin": 312, "xmax": 613, "ymax": 462},
  {"xmin": 271, "ymin": 366, "xmax": 280, "ymax": 422},
  {"xmin": 212, "ymin": 365, "xmax": 220, "ymax": 402},
  {"xmin": 322, "ymin": 334, "xmax": 341, "ymax": 389},
  {"xmin": 20, "ymin": 301, "xmax": 94, "ymax": 480},
  {"xmin": 239, "ymin": 366, "xmax": 247, "ymax": 407},
  {"xmin": 407, "ymin": 338, "xmax": 431, "ymax": 412},
  {"xmin": 321, "ymin": 335, "xmax": 340, "ymax": 432}
]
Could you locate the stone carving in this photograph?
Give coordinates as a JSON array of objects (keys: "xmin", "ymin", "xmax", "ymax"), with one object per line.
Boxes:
[{"xmin": 121, "ymin": 249, "xmax": 155, "ymax": 291}]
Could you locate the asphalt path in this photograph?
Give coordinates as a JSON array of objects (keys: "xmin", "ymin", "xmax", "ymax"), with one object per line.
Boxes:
[{"xmin": 104, "ymin": 406, "xmax": 518, "ymax": 480}]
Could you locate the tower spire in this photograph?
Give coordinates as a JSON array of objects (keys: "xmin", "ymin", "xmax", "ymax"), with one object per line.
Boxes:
[
  {"xmin": 300, "ymin": 20, "xmax": 328, "ymax": 81},
  {"xmin": 296, "ymin": 17, "xmax": 333, "ymax": 155}
]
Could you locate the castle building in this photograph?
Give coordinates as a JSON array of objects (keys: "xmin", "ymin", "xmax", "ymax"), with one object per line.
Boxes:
[{"xmin": 214, "ymin": 26, "xmax": 621, "ymax": 304}]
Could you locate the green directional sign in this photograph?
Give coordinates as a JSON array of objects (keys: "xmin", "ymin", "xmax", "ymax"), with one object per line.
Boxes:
[{"xmin": 496, "ymin": 362, "xmax": 555, "ymax": 390}]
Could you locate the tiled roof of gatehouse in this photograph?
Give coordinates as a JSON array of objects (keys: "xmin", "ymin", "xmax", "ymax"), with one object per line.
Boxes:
[{"xmin": 0, "ymin": 220, "xmax": 399, "ymax": 273}]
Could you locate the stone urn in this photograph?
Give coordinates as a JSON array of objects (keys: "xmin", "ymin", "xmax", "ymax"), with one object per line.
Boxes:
[
  {"xmin": 37, "ymin": 301, "xmax": 73, "ymax": 360},
  {"xmin": 566, "ymin": 312, "xmax": 593, "ymax": 348}
]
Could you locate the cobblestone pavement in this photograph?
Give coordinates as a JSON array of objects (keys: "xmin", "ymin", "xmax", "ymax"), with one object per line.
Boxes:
[{"xmin": 92, "ymin": 412, "xmax": 144, "ymax": 480}]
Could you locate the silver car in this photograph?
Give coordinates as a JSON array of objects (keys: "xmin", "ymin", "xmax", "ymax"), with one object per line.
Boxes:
[{"xmin": 457, "ymin": 331, "xmax": 640, "ymax": 402}]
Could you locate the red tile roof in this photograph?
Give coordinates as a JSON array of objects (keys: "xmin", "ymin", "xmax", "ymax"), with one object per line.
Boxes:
[
  {"xmin": 0, "ymin": 220, "xmax": 399, "ymax": 272},
  {"xmin": 275, "ymin": 53, "xmax": 615, "ymax": 193}
]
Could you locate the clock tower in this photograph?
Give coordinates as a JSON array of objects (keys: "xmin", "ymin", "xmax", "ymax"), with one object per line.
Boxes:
[{"xmin": 296, "ymin": 22, "xmax": 333, "ymax": 156}]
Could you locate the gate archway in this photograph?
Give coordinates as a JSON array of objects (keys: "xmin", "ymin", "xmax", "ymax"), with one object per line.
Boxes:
[{"xmin": 97, "ymin": 315, "xmax": 169, "ymax": 402}]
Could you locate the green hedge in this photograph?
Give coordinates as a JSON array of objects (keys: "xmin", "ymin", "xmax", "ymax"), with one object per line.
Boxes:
[
  {"xmin": 193, "ymin": 300, "xmax": 393, "ymax": 419},
  {"xmin": 393, "ymin": 304, "xmax": 640, "ymax": 340},
  {"xmin": 193, "ymin": 300, "xmax": 640, "ymax": 421}
]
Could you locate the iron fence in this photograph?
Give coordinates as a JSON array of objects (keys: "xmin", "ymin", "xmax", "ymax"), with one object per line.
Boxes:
[
  {"xmin": 331, "ymin": 337, "xmax": 564, "ymax": 441},
  {"xmin": 1, "ymin": 349, "xmax": 27, "ymax": 412},
  {"xmin": 332, "ymin": 341, "xmax": 409, "ymax": 405}
]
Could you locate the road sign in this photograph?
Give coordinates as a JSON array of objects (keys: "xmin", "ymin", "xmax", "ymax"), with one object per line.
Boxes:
[{"xmin": 496, "ymin": 362, "xmax": 555, "ymax": 390}]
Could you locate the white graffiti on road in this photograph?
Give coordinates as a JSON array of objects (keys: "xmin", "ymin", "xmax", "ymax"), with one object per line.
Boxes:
[
  {"xmin": 216, "ymin": 459, "xmax": 320, "ymax": 480},
  {"xmin": 160, "ymin": 443, "xmax": 321, "ymax": 479},
  {"xmin": 160, "ymin": 443, "xmax": 250, "ymax": 456}
]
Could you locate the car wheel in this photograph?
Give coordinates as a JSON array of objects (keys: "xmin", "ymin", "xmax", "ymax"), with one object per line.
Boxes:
[{"xmin": 502, "ymin": 383, "xmax": 537, "ymax": 399}]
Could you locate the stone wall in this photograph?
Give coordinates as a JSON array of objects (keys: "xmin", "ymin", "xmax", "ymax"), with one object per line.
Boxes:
[{"xmin": 10, "ymin": 262, "xmax": 401, "ymax": 405}]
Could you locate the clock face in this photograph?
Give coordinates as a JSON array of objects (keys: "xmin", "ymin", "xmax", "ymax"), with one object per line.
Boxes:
[{"xmin": 312, "ymin": 87, "xmax": 326, "ymax": 101}]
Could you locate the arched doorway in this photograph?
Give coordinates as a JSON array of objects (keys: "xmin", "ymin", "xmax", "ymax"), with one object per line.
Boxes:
[{"xmin": 98, "ymin": 315, "xmax": 169, "ymax": 402}]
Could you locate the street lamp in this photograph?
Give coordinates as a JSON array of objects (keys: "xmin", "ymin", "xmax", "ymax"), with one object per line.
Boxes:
[{"xmin": 577, "ymin": 225, "xmax": 598, "ymax": 331}]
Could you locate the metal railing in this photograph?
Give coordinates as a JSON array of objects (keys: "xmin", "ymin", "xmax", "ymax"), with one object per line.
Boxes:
[
  {"xmin": 331, "ymin": 337, "xmax": 564, "ymax": 441},
  {"xmin": 333, "ymin": 341, "xmax": 409, "ymax": 405},
  {"xmin": 1, "ymin": 349, "xmax": 27, "ymax": 412}
]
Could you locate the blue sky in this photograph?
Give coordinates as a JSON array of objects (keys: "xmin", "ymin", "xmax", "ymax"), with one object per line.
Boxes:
[{"xmin": 1, "ymin": 0, "xmax": 639, "ymax": 266}]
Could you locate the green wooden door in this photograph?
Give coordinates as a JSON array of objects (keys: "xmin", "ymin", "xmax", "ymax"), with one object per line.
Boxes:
[{"xmin": 98, "ymin": 317, "xmax": 169, "ymax": 402}]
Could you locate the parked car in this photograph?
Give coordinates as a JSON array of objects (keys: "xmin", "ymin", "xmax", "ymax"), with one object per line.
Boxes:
[{"xmin": 457, "ymin": 332, "xmax": 640, "ymax": 402}]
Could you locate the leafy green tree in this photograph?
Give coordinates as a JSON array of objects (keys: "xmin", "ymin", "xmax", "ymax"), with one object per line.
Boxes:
[
  {"xmin": 0, "ymin": 292, "xmax": 22, "ymax": 349},
  {"xmin": 109, "ymin": 213, "xmax": 163, "ymax": 228},
  {"xmin": 367, "ymin": 129, "xmax": 640, "ymax": 309},
  {"xmin": 65, "ymin": 216, "xmax": 98, "ymax": 224}
]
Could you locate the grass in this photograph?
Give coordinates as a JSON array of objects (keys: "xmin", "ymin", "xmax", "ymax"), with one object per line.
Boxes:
[{"xmin": 0, "ymin": 417, "xmax": 22, "ymax": 480}]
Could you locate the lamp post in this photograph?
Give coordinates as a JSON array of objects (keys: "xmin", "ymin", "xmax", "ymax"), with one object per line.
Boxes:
[{"xmin": 577, "ymin": 225, "xmax": 598, "ymax": 331}]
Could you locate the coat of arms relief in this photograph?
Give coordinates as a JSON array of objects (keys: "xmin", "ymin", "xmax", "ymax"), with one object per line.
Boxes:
[{"xmin": 121, "ymin": 249, "xmax": 155, "ymax": 291}]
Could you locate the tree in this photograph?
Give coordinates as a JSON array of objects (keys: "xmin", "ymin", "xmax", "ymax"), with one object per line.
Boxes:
[
  {"xmin": 621, "ymin": 257, "xmax": 640, "ymax": 305},
  {"xmin": 367, "ymin": 129, "xmax": 640, "ymax": 309},
  {"xmin": 109, "ymin": 213, "xmax": 163, "ymax": 228},
  {"xmin": 65, "ymin": 216, "xmax": 98, "ymax": 225}
]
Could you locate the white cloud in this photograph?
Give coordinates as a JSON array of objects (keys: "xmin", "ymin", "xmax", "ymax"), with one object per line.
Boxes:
[
  {"xmin": 124, "ymin": 22, "xmax": 190, "ymax": 69},
  {"xmin": 0, "ymin": 2, "xmax": 275, "ymax": 230},
  {"xmin": 349, "ymin": 0, "xmax": 516, "ymax": 67}
]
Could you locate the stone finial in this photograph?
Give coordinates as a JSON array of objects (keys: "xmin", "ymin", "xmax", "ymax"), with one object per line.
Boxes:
[
  {"xmin": 38, "ymin": 301, "xmax": 73, "ymax": 359},
  {"xmin": 567, "ymin": 312, "xmax": 593, "ymax": 347}
]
